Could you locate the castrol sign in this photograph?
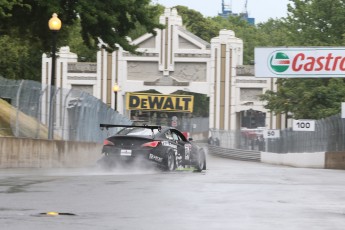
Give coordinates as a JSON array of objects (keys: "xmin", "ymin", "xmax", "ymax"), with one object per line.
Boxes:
[{"xmin": 255, "ymin": 47, "xmax": 345, "ymax": 78}]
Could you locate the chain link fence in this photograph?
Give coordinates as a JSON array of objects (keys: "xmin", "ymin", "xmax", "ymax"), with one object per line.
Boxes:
[
  {"xmin": 147, "ymin": 116, "xmax": 208, "ymax": 136},
  {"xmin": 0, "ymin": 76, "xmax": 131, "ymax": 142},
  {"xmin": 210, "ymin": 114, "xmax": 345, "ymax": 153}
]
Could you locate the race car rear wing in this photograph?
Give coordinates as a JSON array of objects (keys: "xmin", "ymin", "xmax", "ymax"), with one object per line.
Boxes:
[{"xmin": 100, "ymin": 124, "xmax": 162, "ymax": 131}]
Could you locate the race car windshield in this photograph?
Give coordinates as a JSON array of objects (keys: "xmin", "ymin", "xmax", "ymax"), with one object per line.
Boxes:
[{"xmin": 117, "ymin": 127, "xmax": 159, "ymax": 136}]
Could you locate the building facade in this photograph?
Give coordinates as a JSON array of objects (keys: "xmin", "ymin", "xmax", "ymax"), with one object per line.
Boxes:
[{"xmin": 42, "ymin": 8, "xmax": 284, "ymax": 134}]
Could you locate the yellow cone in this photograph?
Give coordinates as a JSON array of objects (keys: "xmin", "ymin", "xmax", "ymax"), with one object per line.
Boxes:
[{"xmin": 46, "ymin": 212, "xmax": 59, "ymax": 216}]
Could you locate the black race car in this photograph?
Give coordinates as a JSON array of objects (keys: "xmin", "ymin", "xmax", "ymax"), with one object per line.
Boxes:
[{"xmin": 98, "ymin": 124, "xmax": 206, "ymax": 172}]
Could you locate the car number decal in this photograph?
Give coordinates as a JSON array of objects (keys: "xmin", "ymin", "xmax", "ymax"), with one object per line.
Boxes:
[{"xmin": 185, "ymin": 144, "xmax": 191, "ymax": 160}]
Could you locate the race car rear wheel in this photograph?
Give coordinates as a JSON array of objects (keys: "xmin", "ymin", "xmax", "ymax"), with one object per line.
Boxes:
[
  {"xmin": 167, "ymin": 151, "xmax": 176, "ymax": 171},
  {"xmin": 195, "ymin": 150, "xmax": 206, "ymax": 172}
]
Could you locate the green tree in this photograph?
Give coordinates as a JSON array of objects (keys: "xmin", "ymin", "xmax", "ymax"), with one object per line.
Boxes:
[
  {"xmin": 127, "ymin": 4, "xmax": 165, "ymax": 40},
  {"xmin": 285, "ymin": 0, "xmax": 345, "ymax": 46},
  {"xmin": 170, "ymin": 6, "xmax": 264, "ymax": 64},
  {"xmin": 211, "ymin": 16, "xmax": 263, "ymax": 64},
  {"xmin": 260, "ymin": 0, "xmax": 345, "ymax": 119},
  {"xmin": 174, "ymin": 6, "xmax": 220, "ymax": 42},
  {"xmin": 257, "ymin": 19, "xmax": 292, "ymax": 47},
  {"xmin": 0, "ymin": 35, "xmax": 39, "ymax": 80},
  {"xmin": 0, "ymin": 0, "xmax": 163, "ymax": 80},
  {"xmin": 67, "ymin": 20, "xmax": 97, "ymax": 62},
  {"xmin": 260, "ymin": 78, "xmax": 345, "ymax": 119},
  {"xmin": 1, "ymin": 0, "xmax": 163, "ymax": 52},
  {"xmin": 0, "ymin": 0, "xmax": 25, "ymax": 18}
]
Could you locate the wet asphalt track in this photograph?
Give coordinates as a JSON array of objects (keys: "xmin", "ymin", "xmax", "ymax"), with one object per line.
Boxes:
[{"xmin": 1, "ymin": 154, "xmax": 345, "ymax": 230}]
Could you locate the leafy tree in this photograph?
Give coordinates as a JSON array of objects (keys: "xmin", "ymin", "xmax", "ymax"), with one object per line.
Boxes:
[
  {"xmin": 0, "ymin": 0, "xmax": 163, "ymax": 80},
  {"xmin": 1, "ymin": 0, "xmax": 163, "ymax": 53},
  {"xmin": 260, "ymin": 78, "xmax": 345, "ymax": 119},
  {"xmin": 211, "ymin": 16, "xmax": 262, "ymax": 64},
  {"xmin": 174, "ymin": 6, "xmax": 220, "ymax": 42},
  {"xmin": 76, "ymin": 0, "xmax": 163, "ymax": 52},
  {"xmin": 127, "ymin": 4, "xmax": 166, "ymax": 40},
  {"xmin": 0, "ymin": 0, "xmax": 24, "ymax": 18},
  {"xmin": 257, "ymin": 19, "xmax": 292, "ymax": 47},
  {"xmin": 0, "ymin": 35, "xmax": 37, "ymax": 80},
  {"xmin": 67, "ymin": 20, "xmax": 97, "ymax": 62},
  {"xmin": 171, "ymin": 6, "xmax": 264, "ymax": 64},
  {"xmin": 285, "ymin": 0, "xmax": 345, "ymax": 46},
  {"xmin": 260, "ymin": 0, "xmax": 345, "ymax": 119}
]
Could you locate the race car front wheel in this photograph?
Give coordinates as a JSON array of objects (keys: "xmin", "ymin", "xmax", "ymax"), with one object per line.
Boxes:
[{"xmin": 166, "ymin": 151, "xmax": 176, "ymax": 171}]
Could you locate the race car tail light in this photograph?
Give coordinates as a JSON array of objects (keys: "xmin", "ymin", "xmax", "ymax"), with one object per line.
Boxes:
[
  {"xmin": 103, "ymin": 139, "xmax": 114, "ymax": 146},
  {"xmin": 141, "ymin": 141, "xmax": 160, "ymax": 148}
]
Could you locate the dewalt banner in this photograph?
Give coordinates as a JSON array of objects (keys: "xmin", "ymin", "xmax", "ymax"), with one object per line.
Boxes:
[{"xmin": 126, "ymin": 93, "xmax": 194, "ymax": 113}]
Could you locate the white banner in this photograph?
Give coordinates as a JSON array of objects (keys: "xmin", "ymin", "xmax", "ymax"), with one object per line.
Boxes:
[
  {"xmin": 255, "ymin": 47, "xmax": 345, "ymax": 78},
  {"xmin": 263, "ymin": 129, "xmax": 280, "ymax": 139},
  {"xmin": 292, "ymin": 120, "xmax": 315, "ymax": 131}
]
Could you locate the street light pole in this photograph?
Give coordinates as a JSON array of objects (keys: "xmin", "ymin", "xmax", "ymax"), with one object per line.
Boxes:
[
  {"xmin": 48, "ymin": 13, "xmax": 61, "ymax": 140},
  {"xmin": 113, "ymin": 83, "xmax": 120, "ymax": 112}
]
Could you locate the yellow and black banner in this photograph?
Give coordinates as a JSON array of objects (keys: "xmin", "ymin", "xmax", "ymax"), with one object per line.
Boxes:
[{"xmin": 126, "ymin": 93, "xmax": 194, "ymax": 113}]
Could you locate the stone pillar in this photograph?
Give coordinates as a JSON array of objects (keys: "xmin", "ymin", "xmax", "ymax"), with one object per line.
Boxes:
[
  {"xmin": 41, "ymin": 47, "xmax": 78, "ymax": 134},
  {"xmin": 158, "ymin": 8, "xmax": 182, "ymax": 76},
  {"xmin": 42, "ymin": 46, "xmax": 78, "ymax": 89},
  {"xmin": 210, "ymin": 30, "xmax": 243, "ymax": 131}
]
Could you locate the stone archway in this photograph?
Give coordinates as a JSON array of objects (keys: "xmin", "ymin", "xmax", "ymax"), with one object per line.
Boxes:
[{"xmin": 42, "ymin": 8, "xmax": 282, "ymax": 138}]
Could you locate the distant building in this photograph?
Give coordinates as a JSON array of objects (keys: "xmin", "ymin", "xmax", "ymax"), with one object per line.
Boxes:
[
  {"xmin": 218, "ymin": 0, "xmax": 255, "ymax": 25},
  {"xmin": 42, "ymin": 8, "xmax": 286, "ymax": 136}
]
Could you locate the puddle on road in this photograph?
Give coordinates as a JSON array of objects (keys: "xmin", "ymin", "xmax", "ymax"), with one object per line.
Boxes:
[{"xmin": 0, "ymin": 178, "xmax": 56, "ymax": 194}]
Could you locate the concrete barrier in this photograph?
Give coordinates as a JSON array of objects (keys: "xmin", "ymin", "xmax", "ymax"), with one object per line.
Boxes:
[
  {"xmin": 261, "ymin": 152, "xmax": 325, "ymax": 168},
  {"xmin": 0, "ymin": 137, "xmax": 102, "ymax": 168},
  {"xmin": 3, "ymin": 136, "xmax": 345, "ymax": 170},
  {"xmin": 261, "ymin": 151, "xmax": 345, "ymax": 169}
]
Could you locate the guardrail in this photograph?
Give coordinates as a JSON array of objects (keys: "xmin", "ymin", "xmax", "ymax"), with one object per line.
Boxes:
[{"xmin": 207, "ymin": 145, "xmax": 261, "ymax": 162}]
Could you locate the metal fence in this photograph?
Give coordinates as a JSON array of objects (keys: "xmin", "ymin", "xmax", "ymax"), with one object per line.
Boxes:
[
  {"xmin": 131, "ymin": 115, "xmax": 208, "ymax": 134},
  {"xmin": 0, "ymin": 76, "xmax": 131, "ymax": 142},
  {"xmin": 210, "ymin": 114, "xmax": 345, "ymax": 153}
]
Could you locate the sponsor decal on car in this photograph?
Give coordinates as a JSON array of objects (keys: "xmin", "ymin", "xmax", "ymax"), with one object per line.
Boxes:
[
  {"xmin": 149, "ymin": 153, "xmax": 163, "ymax": 162},
  {"xmin": 161, "ymin": 141, "xmax": 177, "ymax": 149},
  {"xmin": 184, "ymin": 144, "xmax": 191, "ymax": 160}
]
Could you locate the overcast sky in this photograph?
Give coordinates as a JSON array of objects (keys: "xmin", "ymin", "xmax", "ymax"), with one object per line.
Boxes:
[{"xmin": 154, "ymin": 0, "xmax": 290, "ymax": 24}]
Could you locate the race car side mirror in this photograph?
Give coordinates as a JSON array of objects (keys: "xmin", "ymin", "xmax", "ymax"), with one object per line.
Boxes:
[{"xmin": 188, "ymin": 137, "xmax": 193, "ymax": 141}]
